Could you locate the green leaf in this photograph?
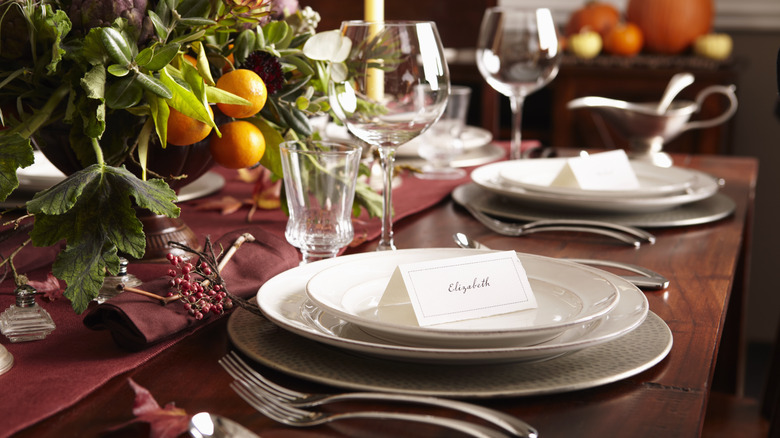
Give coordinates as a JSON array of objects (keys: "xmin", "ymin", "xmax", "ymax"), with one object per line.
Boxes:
[
  {"xmin": 30, "ymin": 6, "xmax": 72, "ymax": 74},
  {"xmin": 147, "ymin": 93, "xmax": 170, "ymax": 147},
  {"xmin": 233, "ymin": 30, "xmax": 256, "ymax": 64},
  {"xmin": 101, "ymin": 27, "xmax": 133, "ymax": 66},
  {"xmin": 107, "ymin": 64, "xmax": 130, "ymax": 77},
  {"xmin": 205, "ymin": 86, "xmax": 251, "ymax": 105},
  {"xmin": 264, "ymin": 21, "xmax": 290, "ymax": 47},
  {"xmin": 192, "ymin": 41, "xmax": 215, "ymax": 86},
  {"xmin": 105, "ymin": 76, "xmax": 143, "ymax": 109},
  {"xmin": 177, "ymin": 17, "xmax": 217, "ymax": 27},
  {"xmin": 160, "ymin": 67, "xmax": 216, "ymax": 129},
  {"xmin": 135, "ymin": 72, "xmax": 173, "ymax": 99},
  {"xmin": 28, "ymin": 164, "xmax": 179, "ymax": 313},
  {"xmin": 254, "ymin": 118, "xmax": 285, "ymax": 177},
  {"xmin": 178, "ymin": 0, "xmax": 211, "ymax": 18},
  {"xmin": 0, "ymin": 134, "xmax": 34, "ymax": 201},
  {"xmin": 148, "ymin": 11, "xmax": 169, "ymax": 41}
]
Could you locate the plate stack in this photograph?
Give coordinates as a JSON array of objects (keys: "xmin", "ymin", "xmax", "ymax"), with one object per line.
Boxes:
[
  {"xmin": 455, "ymin": 158, "xmax": 735, "ymax": 227},
  {"xmin": 229, "ymin": 248, "xmax": 673, "ymax": 398}
]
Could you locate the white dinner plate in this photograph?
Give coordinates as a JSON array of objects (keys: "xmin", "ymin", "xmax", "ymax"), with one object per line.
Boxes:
[
  {"xmin": 305, "ymin": 249, "xmax": 620, "ymax": 348},
  {"xmin": 229, "ymin": 307, "xmax": 670, "ymax": 398},
  {"xmin": 396, "ymin": 126, "xmax": 493, "ymax": 157},
  {"xmin": 497, "ymin": 158, "xmax": 695, "ymax": 198},
  {"xmin": 15, "ymin": 151, "xmax": 225, "ymax": 203},
  {"xmin": 472, "ymin": 161, "xmax": 720, "ymax": 214},
  {"xmin": 257, "ymin": 249, "xmax": 648, "ymax": 364}
]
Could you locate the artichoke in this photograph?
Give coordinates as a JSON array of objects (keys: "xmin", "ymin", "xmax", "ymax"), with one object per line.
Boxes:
[{"xmin": 66, "ymin": 0, "xmax": 152, "ymax": 40}]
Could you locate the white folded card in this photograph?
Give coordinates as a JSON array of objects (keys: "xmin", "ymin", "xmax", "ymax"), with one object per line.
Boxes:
[
  {"xmin": 378, "ymin": 251, "xmax": 537, "ymax": 327},
  {"xmin": 551, "ymin": 149, "xmax": 640, "ymax": 190}
]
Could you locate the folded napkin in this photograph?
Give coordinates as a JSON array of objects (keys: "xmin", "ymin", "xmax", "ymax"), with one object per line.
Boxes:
[{"xmin": 84, "ymin": 227, "xmax": 299, "ymax": 350}]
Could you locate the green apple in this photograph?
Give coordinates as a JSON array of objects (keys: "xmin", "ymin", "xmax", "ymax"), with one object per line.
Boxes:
[{"xmin": 694, "ymin": 33, "xmax": 733, "ymax": 60}]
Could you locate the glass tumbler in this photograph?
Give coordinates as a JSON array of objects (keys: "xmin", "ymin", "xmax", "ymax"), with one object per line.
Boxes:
[{"xmin": 280, "ymin": 140, "xmax": 362, "ymax": 263}]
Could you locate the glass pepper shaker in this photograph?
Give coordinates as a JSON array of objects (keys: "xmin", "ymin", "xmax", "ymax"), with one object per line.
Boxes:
[
  {"xmin": 0, "ymin": 284, "xmax": 56, "ymax": 342},
  {"xmin": 95, "ymin": 257, "xmax": 142, "ymax": 304}
]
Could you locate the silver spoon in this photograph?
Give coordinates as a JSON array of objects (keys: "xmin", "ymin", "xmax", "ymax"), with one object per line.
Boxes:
[
  {"xmin": 657, "ymin": 72, "xmax": 695, "ymax": 114},
  {"xmin": 190, "ymin": 412, "xmax": 259, "ymax": 438},
  {"xmin": 452, "ymin": 233, "xmax": 669, "ymax": 290}
]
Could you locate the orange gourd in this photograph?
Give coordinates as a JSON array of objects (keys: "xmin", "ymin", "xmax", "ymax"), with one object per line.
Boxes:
[
  {"xmin": 626, "ymin": 0, "xmax": 713, "ymax": 54},
  {"xmin": 565, "ymin": 2, "xmax": 620, "ymax": 38}
]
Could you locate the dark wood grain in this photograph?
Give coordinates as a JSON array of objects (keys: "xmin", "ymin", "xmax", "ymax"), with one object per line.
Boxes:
[{"xmin": 15, "ymin": 154, "xmax": 757, "ymax": 438}]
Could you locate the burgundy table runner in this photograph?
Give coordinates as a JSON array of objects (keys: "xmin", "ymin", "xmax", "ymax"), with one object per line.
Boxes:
[{"xmin": 0, "ymin": 154, "xmax": 486, "ymax": 436}]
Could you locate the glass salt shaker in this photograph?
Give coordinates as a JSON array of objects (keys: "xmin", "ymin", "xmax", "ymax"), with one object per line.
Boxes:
[
  {"xmin": 0, "ymin": 284, "xmax": 56, "ymax": 342},
  {"xmin": 95, "ymin": 257, "xmax": 142, "ymax": 304}
]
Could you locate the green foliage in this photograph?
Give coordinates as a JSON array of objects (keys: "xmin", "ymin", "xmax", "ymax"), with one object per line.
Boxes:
[
  {"xmin": 27, "ymin": 164, "xmax": 178, "ymax": 313},
  {"xmin": 0, "ymin": 1, "xmax": 382, "ymax": 312}
]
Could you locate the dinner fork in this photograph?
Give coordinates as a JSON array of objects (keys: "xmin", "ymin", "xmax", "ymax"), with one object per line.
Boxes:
[
  {"xmin": 220, "ymin": 352, "xmax": 536, "ymax": 437},
  {"xmin": 229, "ymin": 381, "xmax": 511, "ymax": 438},
  {"xmin": 462, "ymin": 203, "xmax": 655, "ymax": 247}
]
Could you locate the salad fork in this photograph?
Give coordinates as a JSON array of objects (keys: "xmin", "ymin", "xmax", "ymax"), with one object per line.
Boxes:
[
  {"xmin": 462, "ymin": 203, "xmax": 654, "ymax": 247},
  {"xmin": 229, "ymin": 381, "xmax": 511, "ymax": 438},
  {"xmin": 220, "ymin": 352, "xmax": 536, "ymax": 437}
]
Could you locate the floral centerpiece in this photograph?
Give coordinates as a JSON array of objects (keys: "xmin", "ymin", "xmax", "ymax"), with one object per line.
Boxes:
[{"xmin": 0, "ymin": 0, "xmax": 380, "ymax": 313}]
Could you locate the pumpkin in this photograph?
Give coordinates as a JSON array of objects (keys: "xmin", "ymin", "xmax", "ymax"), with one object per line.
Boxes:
[
  {"xmin": 565, "ymin": 2, "xmax": 620, "ymax": 38},
  {"xmin": 627, "ymin": 0, "xmax": 713, "ymax": 55}
]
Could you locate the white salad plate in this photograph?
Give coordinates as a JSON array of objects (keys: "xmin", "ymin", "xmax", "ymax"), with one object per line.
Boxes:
[
  {"xmin": 471, "ymin": 161, "xmax": 719, "ymax": 214},
  {"xmin": 497, "ymin": 158, "xmax": 695, "ymax": 198},
  {"xmin": 305, "ymin": 249, "xmax": 620, "ymax": 348},
  {"xmin": 257, "ymin": 249, "xmax": 648, "ymax": 364}
]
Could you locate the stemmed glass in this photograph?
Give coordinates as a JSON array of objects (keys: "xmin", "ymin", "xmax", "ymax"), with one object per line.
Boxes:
[
  {"xmin": 329, "ymin": 21, "xmax": 450, "ymax": 251},
  {"xmin": 476, "ymin": 7, "xmax": 561, "ymax": 160}
]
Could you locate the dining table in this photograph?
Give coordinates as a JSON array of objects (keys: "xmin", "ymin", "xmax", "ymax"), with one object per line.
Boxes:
[{"xmin": 0, "ymin": 142, "xmax": 757, "ymax": 438}]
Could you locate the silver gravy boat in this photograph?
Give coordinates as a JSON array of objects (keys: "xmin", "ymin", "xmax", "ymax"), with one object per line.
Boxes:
[{"xmin": 567, "ymin": 85, "xmax": 738, "ymax": 167}]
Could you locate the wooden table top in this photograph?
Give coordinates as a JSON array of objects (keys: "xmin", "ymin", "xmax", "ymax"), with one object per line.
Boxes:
[{"xmin": 14, "ymin": 153, "xmax": 757, "ymax": 438}]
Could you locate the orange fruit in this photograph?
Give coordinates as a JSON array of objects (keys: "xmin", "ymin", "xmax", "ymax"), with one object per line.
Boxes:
[
  {"xmin": 215, "ymin": 69, "xmax": 267, "ymax": 119},
  {"xmin": 209, "ymin": 121, "xmax": 266, "ymax": 169},
  {"xmin": 182, "ymin": 54, "xmax": 198, "ymax": 67},
  {"xmin": 604, "ymin": 22, "xmax": 644, "ymax": 57},
  {"xmin": 166, "ymin": 105, "xmax": 213, "ymax": 146}
]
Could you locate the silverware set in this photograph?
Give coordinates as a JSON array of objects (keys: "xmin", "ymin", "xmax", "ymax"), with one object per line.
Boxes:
[
  {"xmin": 219, "ymin": 351, "xmax": 537, "ymax": 438},
  {"xmin": 461, "ymin": 202, "xmax": 655, "ymax": 247},
  {"xmin": 453, "ymin": 233, "xmax": 669, "ymax": 291}
]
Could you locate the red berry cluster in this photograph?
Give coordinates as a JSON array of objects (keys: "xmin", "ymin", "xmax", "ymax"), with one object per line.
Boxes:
[{"xmin": 165, "ymin": 253, "xmax": 233, "ymax": 320}]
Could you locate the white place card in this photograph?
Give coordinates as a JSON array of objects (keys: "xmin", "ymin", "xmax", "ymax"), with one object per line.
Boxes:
[
  {"xmin": 550, "ymin": 150, "xmax": 640, "ymax": 190},
  {"xmin": 378, "ymin": 251, "xmax": 537, "ymax": 327}
]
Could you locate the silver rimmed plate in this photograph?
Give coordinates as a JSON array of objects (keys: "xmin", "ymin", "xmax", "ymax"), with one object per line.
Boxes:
[
  {"xmin": 471, "ymin": 161, "xmax": 719, "ymax": 214},
  {"xmin": 496, "ymin": 158, "xmax": 695, "ymax": 198},
  {"xmin": 256, "ymin": 249, "xmax": 648, "ymax": 363},
  {"xmin": 229, "ymin": 306, "xmax": 670, "ymax": 398},
  {"xmin": 304, "ymin": 249, "xmax": 620, "ymax": 348}
]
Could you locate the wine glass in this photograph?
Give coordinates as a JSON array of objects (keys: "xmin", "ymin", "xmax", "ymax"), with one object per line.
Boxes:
[
  {"xmin": 329, "ymin": 21, "xmax": 450, "ymax": 251},
  {"xmin": 476, "ymin": 7, "xmax": 561, "ymax": 160}
]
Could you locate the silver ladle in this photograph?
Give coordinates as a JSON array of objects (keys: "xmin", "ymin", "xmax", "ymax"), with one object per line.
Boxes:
[{"xmin": 656, "ymin": 72, "xmax": 695, "ymax": 114}]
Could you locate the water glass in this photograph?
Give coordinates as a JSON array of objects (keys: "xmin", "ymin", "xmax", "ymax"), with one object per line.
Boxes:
[
  {"xmin": 416, "ymin": 85, "xmax": 472, "ymax": 179},
  {"xmin": 280, "ymin": 140, "xmax": 362, "ymax": 263}
]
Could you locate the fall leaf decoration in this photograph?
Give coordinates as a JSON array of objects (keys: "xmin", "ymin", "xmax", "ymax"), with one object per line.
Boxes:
[{"xmin": 107, "ymin": 378, "xmax": 190, "ymax": 438}]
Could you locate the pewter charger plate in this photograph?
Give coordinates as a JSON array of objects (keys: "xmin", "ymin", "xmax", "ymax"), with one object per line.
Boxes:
[
  {"xmin": 227, "ymin": 308, "xmax": 672, "ymax": 398},
  {"xmin": 452, "ymin": 183, "xmax": 735, "ymax": 228}
]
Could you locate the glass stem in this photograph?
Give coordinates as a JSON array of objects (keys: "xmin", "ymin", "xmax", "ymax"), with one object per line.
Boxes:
[
  {"xmin": 509, "ymin": 95, "xmax": 526, "ymax": 160},
  {"xmin": 377, "ymin": 146, "xmax": 396, "ymax": 251}
]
